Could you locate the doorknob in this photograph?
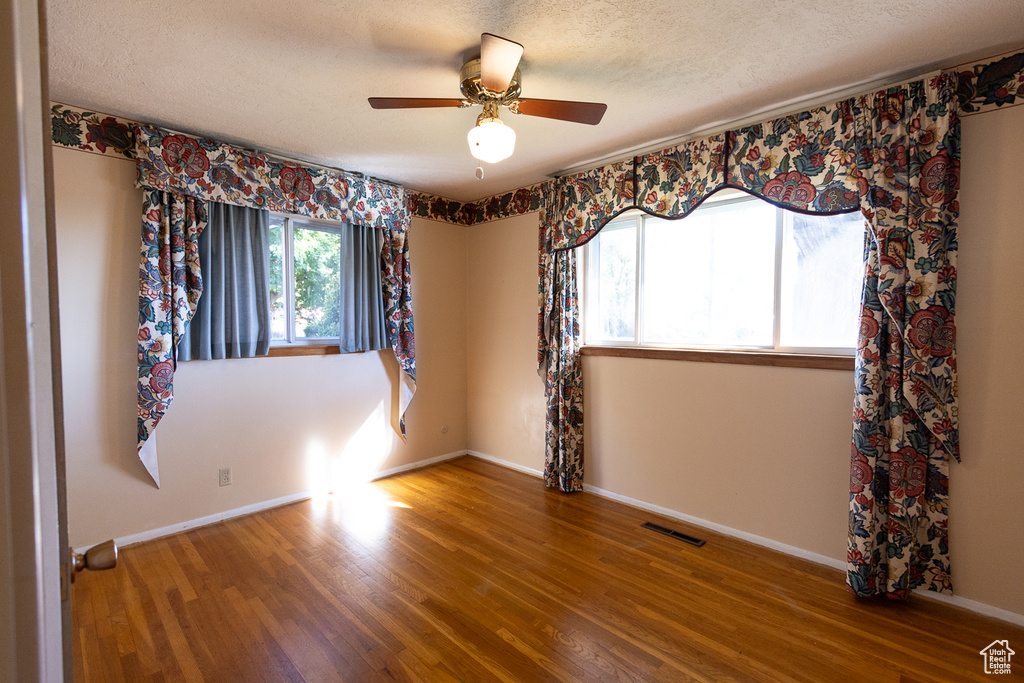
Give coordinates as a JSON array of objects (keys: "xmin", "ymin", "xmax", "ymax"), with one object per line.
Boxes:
[
  {"xmin": 62, "ymin": 539, "xmax": 118, "ymax": 599},
  {"xmin": 69, "ymin": 539, "xmax": 117, "ymax": 582}
]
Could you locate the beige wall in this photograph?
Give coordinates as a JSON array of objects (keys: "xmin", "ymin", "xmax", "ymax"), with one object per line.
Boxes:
[
  {"xmin": 582, "ymin": 357, "xmax": 853, "ymax": 549},
  {"xmin": 53, "ymin": 147, "xmax": 467, "ymax": 548},
  {"xmin": 466, "ymin": 212, "xmax": 547, "ymax": 469},
  {"xmin": 954, "ymin": 104, "xmax": 1024, "ymax": 615},
  {"xmin": 465, "ymin": 105, "xmax": 1024, "ymax": 617}
]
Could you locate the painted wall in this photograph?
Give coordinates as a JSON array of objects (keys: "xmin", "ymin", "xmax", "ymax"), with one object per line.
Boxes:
[
  {"xmin": 53, "ymin": 147, "xmax": 468, "ymax": 549},
  {"xmin": 953, "ymin": 104, "xmax": 1024, "ymax": 616},
  {"xmin": 466, "ymin": 212, "xmax": 547, "ymax": 468},
  {"xmin": 465, "ymin": 105, "xmax": 1024, "ymax": 617}
]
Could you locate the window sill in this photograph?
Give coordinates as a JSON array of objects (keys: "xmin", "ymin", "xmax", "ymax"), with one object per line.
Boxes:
[
  {"xmin": 267, "ymin": 344, "xmax": 342, "ymax": 358},
  {"xmin": 581, "ymin": 345, "xmax": 855, "ymax": 371}
]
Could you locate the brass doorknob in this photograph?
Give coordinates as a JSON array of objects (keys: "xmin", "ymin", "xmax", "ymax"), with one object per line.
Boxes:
[{"xmin": 70, "ymin": 540, "xmax": 117, "ymax": 582}]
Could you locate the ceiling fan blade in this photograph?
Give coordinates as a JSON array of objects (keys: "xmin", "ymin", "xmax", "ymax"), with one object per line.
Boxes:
[
  {"xmin": 480, "ymin": 33, "xmax": 524, "ymax": 93},
  {"xmin": 512, "ymin": 98, "xmax": 608, "ymax": 125},
  {"xmin": 368, "ymin": 97, "xmax": 465, "ymax": 109}
]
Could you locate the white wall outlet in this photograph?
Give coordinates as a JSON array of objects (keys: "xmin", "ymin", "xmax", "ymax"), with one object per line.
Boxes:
[{"xmin": 218, "ymin": 467, "xmax": 232, "ymax": 487}]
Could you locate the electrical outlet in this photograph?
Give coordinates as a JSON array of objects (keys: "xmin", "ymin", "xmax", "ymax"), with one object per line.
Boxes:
[
  {"xmin": 218, "ymin": 467, "xmax": 232, "ymax": 487},
  {"xmin": 441, "ymin": 424, "xmax": 449, "ymax": 435}
]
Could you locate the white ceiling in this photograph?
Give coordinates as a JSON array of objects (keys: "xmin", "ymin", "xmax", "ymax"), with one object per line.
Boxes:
[{"xmin": 47, "ymin": 0, "xmax": 1024, "ymax": 202}]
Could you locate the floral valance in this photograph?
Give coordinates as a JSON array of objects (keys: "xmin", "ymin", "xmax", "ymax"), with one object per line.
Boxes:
[
  {"xmin": 134, "ymin": 124, "xmax": 409, "ymax": 231},
  {"xmin": 50, "ymin": 105, "xmax": 410, "ymax": 231},
  {"xmin": 636, "ymin": 133, "xmax": 728, "ymax": 218},
  {"xmin": 957, "ymin": 49, "xmax": 1024, "ymax": 114},
  {"xmin": 546, "ymin": 160, "xmax": 636, "ymax": 249},
  {"xmin": 727, "ymin": 104, "xmax": 862, "ymax": 214},
  {"xmin": 540, "ymin": 47, "xmax": 1021, "ymax": 251},
  {"xmin": 409, "ymin": 183, "xmax": 545, "ymax": 226},
  {"xmin": 548, "ymin": 75, "xmax": 951, "ymax": 250}
]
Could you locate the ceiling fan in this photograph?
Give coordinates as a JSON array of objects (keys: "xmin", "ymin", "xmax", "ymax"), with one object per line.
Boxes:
[{"xmin": 369, "ymin": 33, "xmax": 607, "ymax": 164}]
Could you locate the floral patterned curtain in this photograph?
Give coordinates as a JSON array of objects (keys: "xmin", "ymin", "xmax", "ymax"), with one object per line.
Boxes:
[
  {"xmin": 134, "ymin": 124, "xmax": 409, "ymax": 230},
  {"xmin": 538, "ymin": 182, "xmax": 580, "ymax": 491},
  {"xmin": 132, "ymin": 124, "xmax": 417, "ymax": 484},
  {"xmin": 136, "ymin": 190, "xmax": 207, "ymax": 485},
  {"xmin": 381, "ymin": 228, "xmax": 416, "ymax": 437},
  {"xmin": 846, "ymin": 74, "xmax": 960, "ymax": 598},
  {"xmin": 538, "ymin": 164, "xmax": 635, "ymax": 492},
  {"xmin": 538, "ymin": 71, "xmax": 961, "ymax": 599},
  {"xmin": 539, "ymin": 246, "xmax": 583, "ymax": 492}
]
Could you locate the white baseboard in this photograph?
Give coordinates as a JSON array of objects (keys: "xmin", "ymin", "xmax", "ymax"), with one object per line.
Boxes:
[
  {"xmin": 465, "ymin": 450, "xmax": 544, "ymax": 478},
  {"xmin": 914, "ymin": 587, "xmax": 1024, "ymax": 626},
  {"xmin": 581, "ymin": 481, "xmax": 848, "ymax": 571},
  {"xmin": 78, "ymin": 450, "xmax": 472, "ymax": 554},
  {"xmin": 86, "ymin": 489, "xmax": 315, "ymax": 554},
  {"xmin": 371, "ymin": 449, "xmax": 468, "ymax": 480},
  {"xmin": 463, "ymin": 451, "xmax": 1024, "ymax": 627}
]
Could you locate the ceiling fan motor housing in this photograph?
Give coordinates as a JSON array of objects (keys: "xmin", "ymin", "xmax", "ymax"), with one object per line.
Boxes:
[{"xmin": 460, "ymin": 58, "xmax": 522, "ymax": 105}]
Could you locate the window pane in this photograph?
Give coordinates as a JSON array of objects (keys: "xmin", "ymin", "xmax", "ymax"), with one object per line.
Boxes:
[
  {"xmin": 780, "ymin": 211, "xmax": 864, "ymax": 349},
  {"xmin": 293, "ymin": 225, "xmax": 340, "ymax": 339},
  {"xmin": 592, "ymin": 222, "xmax": 636, "ymax": 341},
  {"xmin": 642, "ymin": 201, "xmax": 776, "ymax": 347},
  {"xmin": 268, "ymin": 217, "xmax": 286, "ymax": 340}
]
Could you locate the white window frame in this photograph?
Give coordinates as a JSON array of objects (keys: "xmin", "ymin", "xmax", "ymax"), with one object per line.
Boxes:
[
  {"xmin": 270, "ymin": 212, "xmax": 345, "ymax": 346},
  {"xmin": 581, "ymin": 191, "xmax": 860, "ymax": 357}
]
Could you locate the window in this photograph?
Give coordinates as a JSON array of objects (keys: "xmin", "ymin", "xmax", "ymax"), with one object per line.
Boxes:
[
  {"xmin": 583, "ymin": 191, "xmax": 866, "ymax": 354},
  {"xmin": 269, "ymin": 214, "xmax": 388, "ymax": 352},
  {"xmin": 269, "ymin": 215, "xmax": 343, "ymax": 343}
]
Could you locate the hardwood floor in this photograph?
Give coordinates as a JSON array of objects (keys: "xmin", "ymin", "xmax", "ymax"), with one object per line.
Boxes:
[{"xmin": 72, "ymin": 457, "xmax": 1023, "ymax": 682}]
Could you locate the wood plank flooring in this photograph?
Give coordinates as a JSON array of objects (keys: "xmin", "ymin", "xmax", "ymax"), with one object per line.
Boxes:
[{"xmin": 72, "ymin": 456, "xmax": 1023, "ymax": 682}]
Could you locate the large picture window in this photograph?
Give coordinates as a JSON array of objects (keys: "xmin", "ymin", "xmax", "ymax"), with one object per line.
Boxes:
[{"xmin": 583, "ymin": 191, "xmax": 866, "ymax": 354}]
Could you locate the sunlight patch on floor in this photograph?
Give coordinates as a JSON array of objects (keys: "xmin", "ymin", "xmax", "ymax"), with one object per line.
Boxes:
[{"xmin": 304, "ymin": 401, "xmax": 408, "ymax": 543}]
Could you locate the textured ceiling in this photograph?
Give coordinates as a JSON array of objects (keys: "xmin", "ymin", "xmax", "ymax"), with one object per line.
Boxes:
[{"xmin": 47, "ymin": 0, "xmax": 1023, "ymax": 202}]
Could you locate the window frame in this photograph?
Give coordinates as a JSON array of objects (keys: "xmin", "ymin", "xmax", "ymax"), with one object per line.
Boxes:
[
  {"xmin": 270, "ymin": 212, "xmax": 346, "ymax": 349},
  {"xmin": 580, "ymin": 191, "xmax": 862, "ymax": 367}
]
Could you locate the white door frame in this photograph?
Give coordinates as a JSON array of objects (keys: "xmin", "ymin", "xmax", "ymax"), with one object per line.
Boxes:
[{"xmin": 0, "ymin": 0, "xmax": 66, "ymax": 679}]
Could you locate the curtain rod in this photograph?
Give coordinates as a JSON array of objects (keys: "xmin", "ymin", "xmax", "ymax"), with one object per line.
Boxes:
[{"xmin": 550, "ymin": 58, "xmax": 954, "ymax": 179}]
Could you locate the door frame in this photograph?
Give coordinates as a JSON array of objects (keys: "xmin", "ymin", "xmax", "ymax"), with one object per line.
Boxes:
[{"xmin": 0, "ymin": 0, "xmax": 67, "ymax": 679}]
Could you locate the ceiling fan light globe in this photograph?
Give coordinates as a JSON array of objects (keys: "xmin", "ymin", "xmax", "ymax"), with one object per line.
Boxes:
[{"xmin": 468, "ymin": 118, "xmax": 515, "ymax": 163}]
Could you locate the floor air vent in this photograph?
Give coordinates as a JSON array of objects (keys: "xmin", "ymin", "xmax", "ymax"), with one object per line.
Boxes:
[{"xmin": 642, "ymin": 522, "xmax": 706, "ymax": 547}]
